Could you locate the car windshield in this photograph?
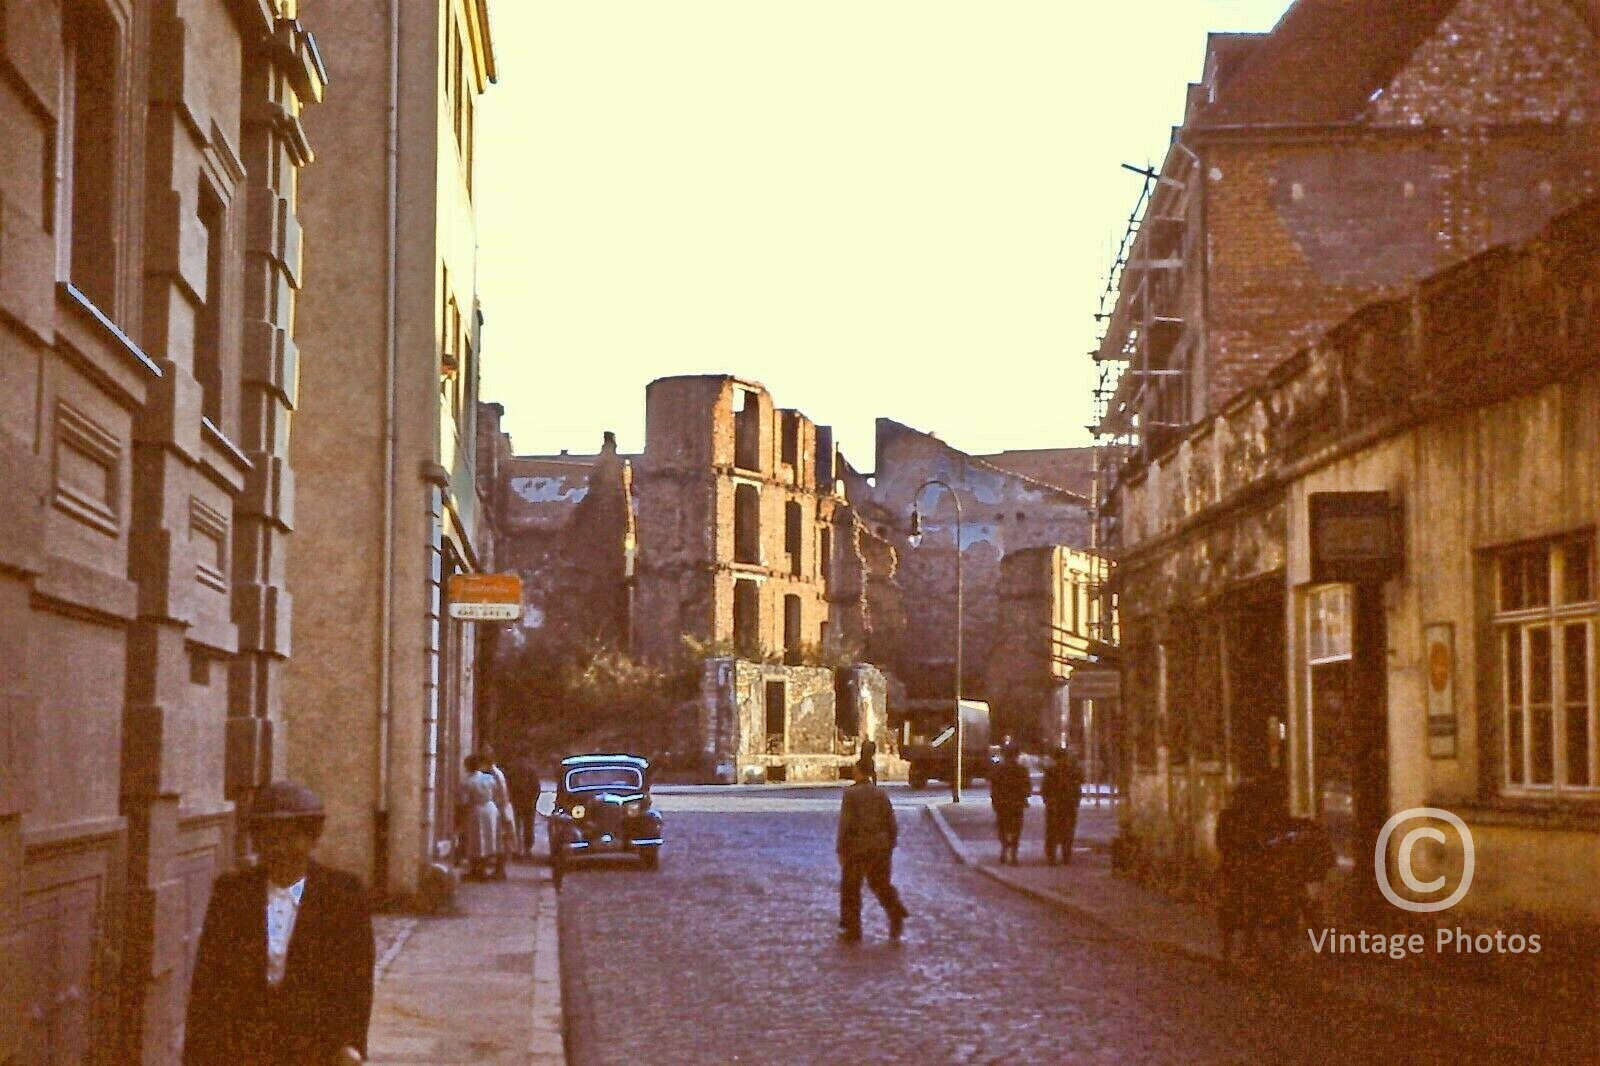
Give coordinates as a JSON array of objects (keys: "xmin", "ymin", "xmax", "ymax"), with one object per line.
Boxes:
[{"xmin": 565, "ymin": 766, "xmax": 643, "ymax": 792}]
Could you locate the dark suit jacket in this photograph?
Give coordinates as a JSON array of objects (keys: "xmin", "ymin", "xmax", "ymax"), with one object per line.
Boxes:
[
  {"xmin": 184, "ymin": 861, "xmax": 375, "ymax": 1065},
  {"xmin": 989, "ymin": 761, "xmax": 1032, "ymax": 812},
  {"xmin": 837, "ymin": 781, "xmax": 897, "ymax": 857}
]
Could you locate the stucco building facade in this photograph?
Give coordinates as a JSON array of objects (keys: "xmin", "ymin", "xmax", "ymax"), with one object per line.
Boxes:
[
  {"xmin": 1092, "ymin": 0, "xmax": 1600, "ymax": 924},
  {"xmin": 287, "ymin": 0, "xmax": 496, "ymax": 901},
  {"xmin": 1112, "ymin": 199, "xmax": 1600, "ymax": 932},
  {"xmin": 0, "ymin": 2, "xmax": 324, "ymax": 1060}
]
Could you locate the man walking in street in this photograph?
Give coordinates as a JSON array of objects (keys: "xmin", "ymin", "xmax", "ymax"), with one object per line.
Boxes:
[
  {"xmin": 185, "ymin": 781, "xmax": 375, "ymax": 1065},
  {"xmin": 836, "ymin": 761, "xmax": 908, "ymax": 943},
  {"xmin": 989, "ymin": 742, "xmax": 1032, "ymax": 865},
  {"xmin": 1041, "ymin": 746, "xmax": 1085, "ymax": 864}
]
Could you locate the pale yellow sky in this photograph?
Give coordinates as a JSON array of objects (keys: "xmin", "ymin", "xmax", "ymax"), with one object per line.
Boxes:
[{"xmin": 476, "ymin": 1, "xmax": 1294, "ymax": 466}]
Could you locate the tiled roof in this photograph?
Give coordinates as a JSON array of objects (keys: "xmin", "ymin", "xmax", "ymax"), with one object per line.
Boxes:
[{"xmin": 1195, "ymin": 0, "xmax": 1460, "ymax": 127}]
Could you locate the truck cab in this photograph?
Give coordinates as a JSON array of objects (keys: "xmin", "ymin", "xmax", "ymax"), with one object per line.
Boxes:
[{"xmin": 895, "ymin": 699, "xmax": 994, "ymax": 788}]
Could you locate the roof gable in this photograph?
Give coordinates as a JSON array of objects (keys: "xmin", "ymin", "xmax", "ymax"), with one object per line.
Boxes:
[
  {"xmin": 1366, "ymin": 0, "xmax": 1600, "ymax": 127},
  {"xmin": 1196, "ymin": 0, "xmax": 1460, "ymax": 127}
]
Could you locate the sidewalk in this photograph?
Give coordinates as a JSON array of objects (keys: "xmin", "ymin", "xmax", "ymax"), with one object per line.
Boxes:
[
  {"xmin": 928, "ymin": 799, "xmax": 1596, "ymax": 1059},
  {"xmin": 366, "ymin": 858, "xmax": 564, "ymax": 1065}
]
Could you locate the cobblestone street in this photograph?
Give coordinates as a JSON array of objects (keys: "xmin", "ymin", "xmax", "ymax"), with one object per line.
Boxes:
[{"xmin": 559, "ymin": 786, "xmax": 1494, "ymax": 1065}]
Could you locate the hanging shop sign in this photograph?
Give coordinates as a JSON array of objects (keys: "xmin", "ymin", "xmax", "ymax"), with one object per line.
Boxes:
[
  {"xmin": 447, "ymin": 572, "xmax": 523, "ymax": 621},
  {"xmin": 1309, "ymin": 491, "xmax": 1404, "ymax": 584}
]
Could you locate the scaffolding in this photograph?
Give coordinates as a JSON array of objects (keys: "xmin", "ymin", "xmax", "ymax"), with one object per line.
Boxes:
[{"xmin": 1088, "ymin": 144, "xmax": 1199, "ymax": 554}]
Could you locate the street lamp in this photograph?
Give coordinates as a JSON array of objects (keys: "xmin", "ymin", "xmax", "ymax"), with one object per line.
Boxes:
[{"xmin": 908, "ymin": 479, "xmax": 964, "ymax": 803}]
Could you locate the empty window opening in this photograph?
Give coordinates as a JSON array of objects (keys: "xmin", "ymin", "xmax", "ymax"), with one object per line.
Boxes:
[
  {"xmin": 820, "ymin": 527, "xmax": 832, "ymax": 583},
  {"xmin": 62, "ymin": 2, "xmax": 120, "ymax": 311},
  {"xmin": 835, "ymin": 670, "xmax": 858, "ymax": 737},
  {"xmin": 781, "ymin": 411, "xmax": 799, "ymax": 467},
  {"xmin": 765, "ymin": 680, "xmax": 786, "ymax": 753},
  {"xmin": 734, "ymin": 579, "xmax": 760, "ymax": 656},
  {"xmin": 734, "ymin": 389, "xmax": 760, "ymax": 471},
  {"xmin": 785, "ymin": 500, "xmax": 802, "ymax": 575},
  {"xmin": 783, "ymin": 594, "xmax": 802, "ymax": 663},
  {"xmin": 816, "ymin": 427, "xmax": 835, "ymax": 487},
  {"xmin": 734, "ymin": 484, "xmax": 761, "ymax": 564},
  {"xmin": 195, "ymin": 186, "xmax": 226, "ymax": 426}
]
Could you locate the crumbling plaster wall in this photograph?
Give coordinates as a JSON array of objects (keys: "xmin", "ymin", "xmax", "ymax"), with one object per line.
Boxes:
[{"xmin": 697, "ymin": 659, "xmax": 899, "ymax": 782}]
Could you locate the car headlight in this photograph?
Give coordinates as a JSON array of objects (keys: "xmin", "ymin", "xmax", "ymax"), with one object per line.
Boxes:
[
  {"xmin": 570, "ymin": 803, "xmax": 585, "ymax": 820},
  {"xmin": 625, "ymin": 801, "xmax": 643, "ymax": 816}
]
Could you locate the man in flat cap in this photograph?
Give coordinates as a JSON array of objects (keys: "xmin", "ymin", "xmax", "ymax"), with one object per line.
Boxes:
[
  {"xmin": 184, "ymin": 781, "xmax": 375, "ymax": 1065},
  {"xmin": 836, "ymin": 760, "xmax": 908, "ymax": 943}
]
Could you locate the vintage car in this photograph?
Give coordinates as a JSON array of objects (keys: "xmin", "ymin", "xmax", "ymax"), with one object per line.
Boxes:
[{"xmin": 547, "ymin": 754, "xmax": 663, "ymax": 884}]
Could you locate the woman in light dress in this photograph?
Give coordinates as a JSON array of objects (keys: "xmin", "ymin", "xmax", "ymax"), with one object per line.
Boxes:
[{"xmin": 458, "ymin": 754, "xmax": 500, "ymax": 880}]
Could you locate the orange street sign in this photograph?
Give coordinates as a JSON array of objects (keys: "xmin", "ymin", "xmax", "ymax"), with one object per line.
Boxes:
[{"xmin": 448, "ymin": 573, "xmax": 523, "ymax": 621}]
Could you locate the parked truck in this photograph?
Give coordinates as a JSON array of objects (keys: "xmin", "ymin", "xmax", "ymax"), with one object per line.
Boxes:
[{"xmin": 897, "ymin": 699, "xmax": 994, "ymax": 789}]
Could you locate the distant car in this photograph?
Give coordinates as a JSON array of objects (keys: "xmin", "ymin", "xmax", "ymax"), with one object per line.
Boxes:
[{"xmin": 547, "ymin": 754, "xmax": 663, "ymax": 886}]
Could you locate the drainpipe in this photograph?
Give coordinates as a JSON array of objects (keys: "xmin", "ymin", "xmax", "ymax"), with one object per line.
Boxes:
[{"xmin": 375, "ymin": 0, "xmax": 400, "ymax": 898}]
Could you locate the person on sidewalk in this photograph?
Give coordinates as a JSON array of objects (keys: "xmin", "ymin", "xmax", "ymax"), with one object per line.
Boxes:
[
  {"xmin": 458, "ymin": 754, "xmax": 501, "ymax": 881},
  {"xmin": 1040, "ymin": 746, "xmax": 1085, "ymax": 865},
  {"xmin": 1216, "ymin": 775, "xmax": 1288, "ymax": 957},
  {"xmin": 481, "ymin": 744, "xmax": 514, "ymax": 876},
  {"xmin": 508, "ymin": 750, "xmax": 542, "ymax": 859},
  {"xmin": 989, "ymin": 743, "xmax": 1032, "ymax": 865},
  {"xmin": 184, "ymin": 781, "xmax": 375, "ymax": 1065},
  {"xmin": 836, "ymin": 761, "xmax": 909, "ymax": 943}
]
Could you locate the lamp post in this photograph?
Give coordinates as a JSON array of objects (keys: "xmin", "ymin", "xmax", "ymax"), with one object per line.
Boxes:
[{"xmin": 908, "ymin": 479, "xmax": 964, "ymax": 803}]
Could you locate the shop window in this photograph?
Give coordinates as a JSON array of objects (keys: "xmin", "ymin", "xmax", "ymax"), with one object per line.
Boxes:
[
  {"xmin": 1307, "ymin": 584, "xmax": 1353, "ymax": 664},
  {"xmin": 1496, "ymin": 534, "xmax": 1597, "ymax": 792},
  {"xmin": 734, "ymin": 484, "xmax": 760, "ymax": 564}
]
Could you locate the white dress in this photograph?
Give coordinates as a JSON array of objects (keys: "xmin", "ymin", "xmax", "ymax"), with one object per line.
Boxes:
[{"xmin": 459, "ymin": 770, "xmax": 500, "ymax": 860}]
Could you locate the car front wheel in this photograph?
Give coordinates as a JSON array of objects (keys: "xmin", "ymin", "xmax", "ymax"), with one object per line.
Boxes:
[{"xmin": 640, "ymin": 848, "xmax": 659, "ymax": 871}]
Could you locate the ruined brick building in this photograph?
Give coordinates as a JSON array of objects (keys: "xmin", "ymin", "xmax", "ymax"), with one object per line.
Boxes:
[
  {"xmin": 1093, "ymin": 0, "xmax": 1600, "ymax": 932},
  {"xmin": 846, "ymin": 419, "xmax": 1095, "ymax": 739},
  {"xmin": 491, "ymin": 430, "xmax": 635, "ymax": 650},
  {"xmin": 487, "ymin": 380, "xmax": 1116, "ymax": 777},
  {"xmin": 486, "ymin": 376, "xmax": 902, "ymax": 781},
  {"xmin": 632, "ymin": 375, "xmax": 857, "ymax": 665},
  {"xmin": 0, "ymin": 3, "xmax": 324, "ymax": 1060}
]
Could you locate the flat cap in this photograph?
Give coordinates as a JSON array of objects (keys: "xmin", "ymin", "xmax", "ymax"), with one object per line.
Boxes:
[{"xmin": 248, "ymin": 781, "xmax": 326, "ymax": 821}]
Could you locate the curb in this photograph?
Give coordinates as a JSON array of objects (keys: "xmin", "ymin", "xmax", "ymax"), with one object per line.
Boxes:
[
  {"xmin": 921, "ymin": 804, "xmax": 1555, "ymax": 1055},
  {"xmin": 921, "ymin": 804, "xmax": 1224, "ymax": 971},
  {"xmin": 529, "ymin": 870, "xmax": 565, "ymax": 1064}
]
